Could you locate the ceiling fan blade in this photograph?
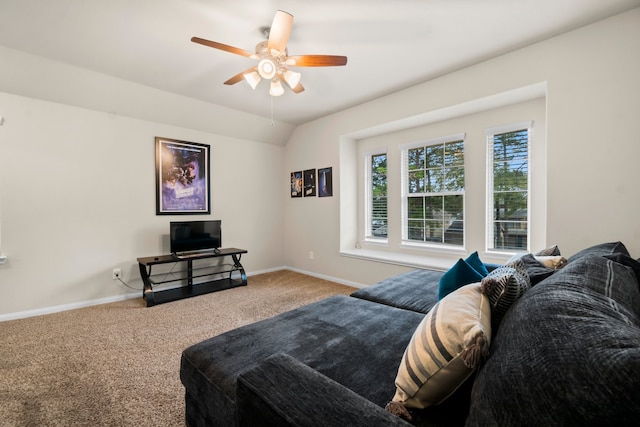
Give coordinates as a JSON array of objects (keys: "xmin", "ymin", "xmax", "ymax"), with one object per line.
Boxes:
[
  {"xmin": 191, "ymin": 37, "xmax": 253, "ymax": 58},
  {"xmin": 224, "ymin": 67, "xmax": 258, "ymax": 85},
  {"xmin": 287, "ymin": 55, "xmax": 348, "ymax": 67},
  {"xmin": 267, "ymin": 10, "xmax": 293, "ymax": 54},
  {"xmin": 291, "ymin": 82, "xmax": 305, "ymax": 94}
]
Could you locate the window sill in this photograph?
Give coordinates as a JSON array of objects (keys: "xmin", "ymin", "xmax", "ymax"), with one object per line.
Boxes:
[
  {"xmin": 340, "ymin": 246, "xmax": 514, "ymax": 271},
  {"xmin": 340, "ymin": 248, "xmax": 456, "ymax": 271}
]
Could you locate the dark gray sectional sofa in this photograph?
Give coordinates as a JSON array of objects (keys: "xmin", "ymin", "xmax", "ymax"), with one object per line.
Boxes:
[{"xmin": 180, "ymin": 242, "xmax": 640, "ymax": 426}]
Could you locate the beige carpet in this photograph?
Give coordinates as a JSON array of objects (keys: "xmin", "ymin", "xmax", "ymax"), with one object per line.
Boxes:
[{"xmin": 0, "ymin": 270, "xmax": 356, "ymax": 427}]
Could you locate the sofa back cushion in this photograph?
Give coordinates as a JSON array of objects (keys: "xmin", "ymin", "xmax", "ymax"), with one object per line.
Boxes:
[
  {"xmin": 566, "ymin": 240, "xmax": 630, "ymax": 263},
  {"xmin": 466, "ymin": 254, "xmax": 640, "ymax": 426}
]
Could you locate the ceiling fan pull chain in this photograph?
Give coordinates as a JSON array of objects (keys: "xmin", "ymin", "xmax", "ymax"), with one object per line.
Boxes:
[{"xmin": 271, "ymin": 95, "xmax": 275, "ymax": 126}]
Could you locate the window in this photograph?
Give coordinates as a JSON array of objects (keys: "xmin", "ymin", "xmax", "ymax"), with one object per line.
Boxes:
[
  {"xmin": 486, "ymin": 125, "xmax": 530, "ymax": 251},
  {"xmin": 345, "ymin": 94, "xmax": 546, "ymax": 268},
  {"xmin": 402, "ymin": 135, "xmax": 465, "ymax": 246},
  {"xmin": 367, "ymin": 152, "xmax": 388, "ymax": 239}
]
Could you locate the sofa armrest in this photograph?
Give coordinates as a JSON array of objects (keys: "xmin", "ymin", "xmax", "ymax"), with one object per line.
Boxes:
[{"xmin": 236, "ymin": 353, "xmax": 410, "ymax": 427}]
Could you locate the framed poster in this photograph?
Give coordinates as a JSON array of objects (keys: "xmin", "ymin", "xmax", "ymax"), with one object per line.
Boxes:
[
  {"xmin": 290, "ymin": 171, "xmax": 303, "ymax": 198},
  {"xmin": 318, "ymin": 167, "xmax": 333, "ymax": 197},
  {"xmin": 155, "ymin": 137, "xmax": 210, "ymax": 215},
  {"xmin": 304, "ymin": 169, "xmax": 316, "ymax": 197}
]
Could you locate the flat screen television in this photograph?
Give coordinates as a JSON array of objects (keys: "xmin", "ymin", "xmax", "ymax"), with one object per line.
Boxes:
[{"xmin": 170, "ymin": 220, "xmax": 222, "ymax": 255}]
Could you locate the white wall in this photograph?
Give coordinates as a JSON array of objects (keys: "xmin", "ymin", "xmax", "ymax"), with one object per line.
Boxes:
[
  {"xmin": 1, "ymin": 8, "xmax": 638, "ymax": 318},
  {"xmin": 0, "ymin": 92, "xmax": 285, "ymax": 318},
  {"xmin": 284, "ymin": 8, "xmax": 640, "ymax": 286}
]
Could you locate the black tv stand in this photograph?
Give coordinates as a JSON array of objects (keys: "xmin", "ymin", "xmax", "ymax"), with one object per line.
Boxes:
[{"xmin": 137, "ymin": 248, "xmax": 247, "ymax": 307}]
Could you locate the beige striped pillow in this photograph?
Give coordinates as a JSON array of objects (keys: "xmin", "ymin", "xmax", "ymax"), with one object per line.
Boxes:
[{"xmin": 388, "ymin": 283, "xmax": 491, "ymax": 413}]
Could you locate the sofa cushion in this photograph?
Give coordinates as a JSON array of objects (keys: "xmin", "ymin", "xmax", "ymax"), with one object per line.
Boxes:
[
  {"xmin": 438, "ymin": 252, "xmax": 488, "ymax": 300},
  {"xmin": 236, "ymin": 353, "xmax": 411, "ymax": 427},
  {"xmin": 467, "ymin": 254, "xmax": 640, "ymax": 426},
  {"xmin": 604, "ymin": 253, "xmax": 640, "ymax": 285},
  {"xmin": 567, "ymin": 240, "xmax": 629, "ymax": 263},
  {"xmin": 388, "ymin": 283, "xmax": 491, "ymax": 413},
  {"xmin": 351, "ymin": 269, "xmax": 443, "ymax": 314},
  {"xmin": 180, "ymin": 294, "xmax": 426, "ymax": 425}
]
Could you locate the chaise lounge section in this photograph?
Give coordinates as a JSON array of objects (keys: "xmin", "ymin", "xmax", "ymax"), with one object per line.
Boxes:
[{"xmin": 180, "ymin": 242, "xmax": 640, "ymax": 426}]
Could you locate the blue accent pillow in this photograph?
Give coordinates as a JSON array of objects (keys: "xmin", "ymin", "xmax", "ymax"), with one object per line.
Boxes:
[
  {"xmin": 438, "ymin": 252, "xmax": 488, "ymax": 300},
  {"xmin": 465, "ymin": 251, "xmax": 489, "ymax": 277}
]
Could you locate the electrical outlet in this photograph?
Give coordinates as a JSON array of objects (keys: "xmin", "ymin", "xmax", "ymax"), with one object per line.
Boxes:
[
  {"xmin": 309, "ymin": 251, "xmax": 314, "ymax": 260},
  {"xmin": 112, "ymin": 268, "xmax": 121, "ymax": 280}
]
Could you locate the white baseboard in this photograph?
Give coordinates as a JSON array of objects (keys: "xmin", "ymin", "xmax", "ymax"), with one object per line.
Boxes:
[
  {"xmin": 0, "ymin": 267, "xmax": 364, "ymax": 322},
  {"xmin": 282, "ymin": 266, "xmax": 366, "ymax": 289},
  {"xmin": 0, "ymin": 292, "xmax": 140, "ymax": 322}
]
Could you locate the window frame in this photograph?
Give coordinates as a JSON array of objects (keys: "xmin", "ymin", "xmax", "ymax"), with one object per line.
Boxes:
[
  {"xmin": 485, "ymin": 121, "xmax": 533, "ymax": 254},
  {"xmin": 364, "ymin": 150, "xmax": 388, "ymax": 242},
  {"xmin": 400, "ymin": 132, "xmax": 466, "ymax": 249}
]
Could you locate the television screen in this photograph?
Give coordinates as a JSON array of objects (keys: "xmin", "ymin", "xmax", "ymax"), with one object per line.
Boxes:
[{"xmin": 170, "ymin": 220, "xmax": 222, "ymax": 254}]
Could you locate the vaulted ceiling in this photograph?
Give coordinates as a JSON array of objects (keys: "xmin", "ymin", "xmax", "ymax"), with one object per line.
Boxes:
[{"xmin": 1, "ymin": 0, "xmax": 638, "ymax": 125}]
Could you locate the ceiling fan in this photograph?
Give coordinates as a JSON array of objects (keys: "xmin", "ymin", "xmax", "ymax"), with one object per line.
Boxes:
[{"xmin": 191, "ymin": 10, "xmax": 348, "ymax": 96}]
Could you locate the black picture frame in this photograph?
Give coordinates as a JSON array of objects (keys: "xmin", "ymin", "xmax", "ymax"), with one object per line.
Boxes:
[
  {"xmin": 304, "ymin": 169, "xmax": 316, "ymax": 197},
  {"xmin": 291, "ymin": 171, "xmax": 303, "ymax": 198},
  {"xmin": 155, "ymin": 137, "xmax": 211, "ymax": 215},
  {"xmin": 318, "ymin": 167, "xmax": 333, "ymax": 197}
]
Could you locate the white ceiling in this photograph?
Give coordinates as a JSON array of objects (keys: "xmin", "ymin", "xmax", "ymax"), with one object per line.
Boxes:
[{"xmin": 1, "ymin": 0, "xmax": 639, "ymax": 125}]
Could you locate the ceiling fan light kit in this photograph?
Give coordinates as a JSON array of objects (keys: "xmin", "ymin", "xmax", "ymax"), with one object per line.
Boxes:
[
  {"xmin": 282, "ymin": 70, "xmax": 301, "ymax": 89},
  {"xmin": 243, "ymin": 71, "xmax": 261, "ymax": 90},
  {"xmin": 257, "ymin": 58, "xmax": 276, "ymax": 80},
  {"xmin": 191, "ymin": 10, "xmax": 347, "ymax": 97},
  {"xmin": 269, "ymin": 79, "xmax": 285, "ymax": 97}
]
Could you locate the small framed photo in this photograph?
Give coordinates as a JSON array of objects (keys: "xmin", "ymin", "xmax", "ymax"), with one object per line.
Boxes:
[
  {"xmin": 291, "ymin": 171, "xmax": 303, "ymax": 198},
  {"xmin": 318, "ymin": 167, "xmax": 333, "ymax": 197},
  {"xmin": 304, "ymin": 169, "xmax": 316, "ymax": 197},
  {"xmin": 155, "ymin": 137, "xmax": 210, "ymax": 215}
]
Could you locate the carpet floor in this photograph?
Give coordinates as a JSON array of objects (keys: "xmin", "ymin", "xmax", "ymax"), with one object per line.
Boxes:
[{"xmin": 0, "ymin": 270, "xmax": 356, "ymax": 426}]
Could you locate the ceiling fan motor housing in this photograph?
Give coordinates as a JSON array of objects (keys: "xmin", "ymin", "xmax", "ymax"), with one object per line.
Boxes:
[{"xmin": 257, "ymin": 58, "xmax": 277, "ymax": 79}]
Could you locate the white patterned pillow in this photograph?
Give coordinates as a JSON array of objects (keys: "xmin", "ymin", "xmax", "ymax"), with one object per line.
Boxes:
[
  {"xmin": 480, "ymin": 259, "xmax": 531, "ymax": 331},
  {"xmin": 386, "ymin": 283, "xmax": 491, "ymax": 419}
]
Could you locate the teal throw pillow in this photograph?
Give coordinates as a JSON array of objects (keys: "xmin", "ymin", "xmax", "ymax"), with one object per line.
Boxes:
[
  {"xmin": 465, "ymin": 251, "xmax": 489, "ymax": 277},
  {"xmin": 438, "ymin": 252, "xmax": 488, "ymax": 300}
]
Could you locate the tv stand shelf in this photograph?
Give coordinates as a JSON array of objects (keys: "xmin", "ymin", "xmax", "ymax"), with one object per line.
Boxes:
[{"xmin": 137, "ymin": 248, "xmax": 247, "ymax": 307}]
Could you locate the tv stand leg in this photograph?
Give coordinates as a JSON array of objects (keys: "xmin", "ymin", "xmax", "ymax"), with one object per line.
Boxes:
[
  {"xmin": 187, "ymin": 260, "xmax": 193, "ymax": 287},
  {"xmin": 231, "ymin": 254, "xmax": 247, "ymax": 285},
  {"xmin": 139, "ymin": 263, "xmax": 156, "ymax": 307}
]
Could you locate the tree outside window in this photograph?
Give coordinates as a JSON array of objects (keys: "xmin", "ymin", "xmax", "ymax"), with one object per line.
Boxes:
[
  {"xmin": 491, "ymin": 129, "xmax": 528, "ymax": 250},
  {"xmin": 370, "ymin": 153, "xmax": 388, "ymax": 238},
  {"xmin": 406, "ymin": 140, "xmax": 464, "ymax": 245}
]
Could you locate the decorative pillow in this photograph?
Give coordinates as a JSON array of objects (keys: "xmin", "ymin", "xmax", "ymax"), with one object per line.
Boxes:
[
  {"xmin": 533, "ymin": 255, "xmax": 568, "ymax": 270},
  {"xmin": 438, "ymin": 252, "xmax": 488, "ymax": 300},
  {"xmin": 480, "ymin": 259, "xmax": 531, "ymax": 331},
  {"xmin": 386, "ymin": 283, "xmax": 491, "ymax": 421},
  {"xmin": 534, "ymin": 244, "xmax": 561, "ymax": 256},
  {"xmin": 510, "ymin": 253, "xmax": 555, "ymax": 285},
  {"xmin": 465, "ymin": 251, "xmax": 490, "ymax": 277}
]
